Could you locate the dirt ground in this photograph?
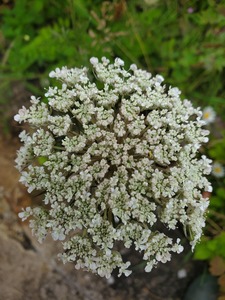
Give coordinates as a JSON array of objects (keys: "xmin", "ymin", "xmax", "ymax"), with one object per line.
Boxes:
[{"xmin": 0, "ymin": 133, "xmax": 203, "ymax": 300}]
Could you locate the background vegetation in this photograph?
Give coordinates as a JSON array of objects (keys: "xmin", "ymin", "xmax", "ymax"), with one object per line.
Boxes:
[{"xmin": 0, "ymin": 0, "xmax": 225, "ymax": 298}]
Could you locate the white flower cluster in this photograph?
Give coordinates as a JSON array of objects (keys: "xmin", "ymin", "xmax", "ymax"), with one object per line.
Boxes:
[{"xmin": 15, "ymin": 57, "xmax": 212, "ymax": 278}]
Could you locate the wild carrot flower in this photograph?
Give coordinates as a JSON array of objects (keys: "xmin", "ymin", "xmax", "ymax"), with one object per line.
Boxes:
[{"xmin": 15, "ymin": 57, "xmax": 212, "ymax": 278}]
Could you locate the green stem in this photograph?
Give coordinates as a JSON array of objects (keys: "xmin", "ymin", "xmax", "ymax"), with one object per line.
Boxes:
[
  {"xmin": 108, "ymin": 208, "xmax": 113, "ymax": 224},
  {"xmin": 53, "ymin": 145, "xmax": 65, "ymax": 150},
  {"xmin": 82, "ymin": 228, "xmax": 87, "ymax": 237}
]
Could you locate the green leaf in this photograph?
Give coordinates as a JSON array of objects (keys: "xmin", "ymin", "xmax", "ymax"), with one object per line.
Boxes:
[
  {"xmin": 37, "ymin": 156, "xmax": 47, "ymax": 165},
  {"xmin": 194, "ymin": 241, "xmax": 213, "ymax": 260},
  {"xmin": 194, "ymin": 233, "xmax": 225, "ymax": 261}
]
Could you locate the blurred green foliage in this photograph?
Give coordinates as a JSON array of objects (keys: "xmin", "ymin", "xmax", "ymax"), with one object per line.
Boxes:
[
  {"xmin": 194, "ymin": 232, "xmax": 225, "ymax": 260},
  {"xmin": 0, "ymin": 0, "xmax": 225, "ymax": 271},
  {"xmin": 209, "ymin": 134, "xmax": 225, "ymax": 162},
  {"xmin": 1, "ymin": 0, "xmax": 225, "ymax": 109},
  {"xmin": 194, "ymin": 128, "xmax": 225, "ymax": 263}
]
